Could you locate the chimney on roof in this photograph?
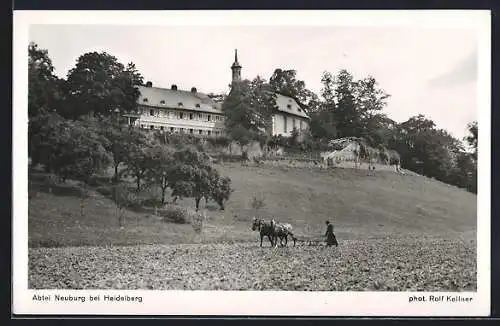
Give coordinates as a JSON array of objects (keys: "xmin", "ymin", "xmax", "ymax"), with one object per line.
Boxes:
[
  {"xmin": 145, "ymin": 81, "xmax": 153, "ymax": 87},
  {"xmin": 191, "ymin": 87, "xmax": 197, "ymax": 93},
  {"xmin": 171, "ymin": 84, "xmax": 178, "ymax": 90}
]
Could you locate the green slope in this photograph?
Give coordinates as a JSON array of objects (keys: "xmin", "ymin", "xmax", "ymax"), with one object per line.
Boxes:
[{"xmin": 28, "ymin": 163, "xmax": 477, "ymax": 247}]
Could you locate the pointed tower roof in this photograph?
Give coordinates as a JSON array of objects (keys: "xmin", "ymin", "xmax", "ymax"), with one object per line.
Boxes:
[{"xmin": 231, "ymin": 49, "xmax": 242, "ymax": 68}]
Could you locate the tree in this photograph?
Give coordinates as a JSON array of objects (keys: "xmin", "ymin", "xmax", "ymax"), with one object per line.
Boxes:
[
  {"xmin": 312, "ymin": 69, "xmax": 391, "ymax": 142},
  {"xmin": 113, "ymin": 183, "xmax": 139, "ymax": 227},
  {"xmin": 167, "ymin": 148, "xmax": 232, "ymax": 211},
  {"xmin": 124, "ymin": 137, "xmax": 155, "ymax": 192},
  {"xmin": 65, "ymin": 52, "xmax": 143, "ymax": 118},
  {"xmin": 465, "ymin": 121, "xmax": 478, "ymax": 161},
  {"xmin": 167, "ymin": 148, "xmax": 213, "ymax": 211},
  {"xmin": 393, "ymin": 114, "xmax": 466, "ymax": 184},
  {"xmin": 28, "ymin": 42, "xmax": 60, "ymax": 118},
  {"xmin": 54, "ymin": 120, "xmax": 112, "ymax": 184},
  {"xmin": 146, "ymin": 144, "xmax": 174, "ymax": 204},
  {"xmin": 210, "ymin": 175, "xmax": 232, "ymax": 211},
  {"xmin": 308, "ymin": 71, "xmax": 338, "ymax": 140},
  {"xmin": 28, "ymin": 111, "xmax": 69, "ymax": 171},
  {"xmin": 222, "ymin": 77, "xmax": 275, "ymax": 150},
  {"xmin": 269, "ymin": 68, "xmax": 318, "ymax": 113}
]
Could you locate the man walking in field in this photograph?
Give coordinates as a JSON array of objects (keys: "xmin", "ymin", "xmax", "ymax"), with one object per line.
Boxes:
[{"xmin": 325, "ymin": 220, "xmax": 338, "ymax": 247}]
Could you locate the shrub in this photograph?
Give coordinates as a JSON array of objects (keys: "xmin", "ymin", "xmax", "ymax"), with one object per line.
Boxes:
[
  {"xmin": 161, "ymin": 204, "xmax": 190, "ymax": 224},
  {"xmin": 140, "ymin": 197, "xmax": 164, "ymax": 207},
  {"xmin": 95, "ymin": 185, "xmax": 114, "ymax": 198},
  {"xmin": 189, "ymin": 210, "xmax": 205, "ymax": 233}
]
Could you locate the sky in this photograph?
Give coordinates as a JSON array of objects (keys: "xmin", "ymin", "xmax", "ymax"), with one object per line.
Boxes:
[{"xmin": 29, "ymin": 22, "xmax": 480, "ymax": 140}]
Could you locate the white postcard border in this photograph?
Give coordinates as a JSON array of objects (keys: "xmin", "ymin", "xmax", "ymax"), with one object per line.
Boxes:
[{"xmin": 13, "ymin": 10, "xmax": 491, "ymax": 316}]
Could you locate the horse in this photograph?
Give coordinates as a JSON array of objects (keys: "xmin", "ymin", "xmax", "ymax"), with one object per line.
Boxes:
[
  {"xmin": 251, "ymin": 217, "xmax": 277, "ymax": 247},
  {"xmin": 273, "ymin": 221, "xmax": 295, "ymax": 247}
]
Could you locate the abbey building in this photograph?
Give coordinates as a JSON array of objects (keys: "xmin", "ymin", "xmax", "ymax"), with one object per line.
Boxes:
[{"xmin": 126, "ymin": 50, "xmax": 310, "ymax": 137}]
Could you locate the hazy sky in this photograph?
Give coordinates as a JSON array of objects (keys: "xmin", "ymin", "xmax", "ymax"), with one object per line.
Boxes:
[{"xmin": 30, "ymin": 23, "xmax": 479, "ymax": 140}]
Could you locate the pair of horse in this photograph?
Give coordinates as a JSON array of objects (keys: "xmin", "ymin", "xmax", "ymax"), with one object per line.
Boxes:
[{"xmin": 251, "ymin": 217, "xmax": 296, "ymax": 247}]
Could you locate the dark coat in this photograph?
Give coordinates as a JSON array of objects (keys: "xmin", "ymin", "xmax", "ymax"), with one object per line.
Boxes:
[{"xmin": 325, "ymin": 223, "xmax": 338, "ymax": 246}]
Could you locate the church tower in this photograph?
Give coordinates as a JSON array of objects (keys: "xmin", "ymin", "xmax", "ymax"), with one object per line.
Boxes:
[{"xmin": 231, "ymin": 49, "xmax": 242, "ymax": 84}]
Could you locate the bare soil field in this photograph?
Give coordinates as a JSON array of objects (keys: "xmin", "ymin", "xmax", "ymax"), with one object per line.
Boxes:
[{"xmin": 29, "ymin": 238, "xmax": 476, "ymax": 291}]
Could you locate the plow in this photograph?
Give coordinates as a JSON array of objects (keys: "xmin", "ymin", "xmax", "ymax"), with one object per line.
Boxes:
[{"xmin": 291, "ymin": 235, "xmax": 326, "ymax": 247}]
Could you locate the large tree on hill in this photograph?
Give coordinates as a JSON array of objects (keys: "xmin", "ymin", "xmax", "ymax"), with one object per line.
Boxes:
[
  {"xmin": 222, "ymin": 77, "xmax": 276, "ymax": 149},
  {"xmin": 65, "ymin": 52, "xmax": 143, "ymax": 118},
  {"xmin": 311, "ymin": 69, "xmax": 391, "ymax": 142},
  {"xmin": 394, "ymin": 114, "xmax": 465, "ymax": 183},
  {"xmin": 269, "ymin": 68, "xmax": 318, "ymax": 113}
]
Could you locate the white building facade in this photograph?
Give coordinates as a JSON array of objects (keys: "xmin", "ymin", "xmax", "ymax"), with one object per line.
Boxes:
[
  {"xmin": 128, "ymin": 50, "xmax": 309, "ymax": 137},
  {"xmin": 128, "ymin": 84, "xmax": 225, "ymax": 137}
]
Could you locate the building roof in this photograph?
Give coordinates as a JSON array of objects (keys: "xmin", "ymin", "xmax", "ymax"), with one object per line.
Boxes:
[
  {"xmin": 274, "ymin": 93, "xmax": 310, "ymax": 119},
  {"xmin": 136, "ymin": 85, "xmax": 223, "ymax": 114}
]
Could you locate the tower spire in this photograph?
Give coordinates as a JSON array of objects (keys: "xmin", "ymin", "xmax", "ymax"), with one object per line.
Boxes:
[{"xmin": 231, "ymin": 48, "xmax": 242, "ymax": 84}]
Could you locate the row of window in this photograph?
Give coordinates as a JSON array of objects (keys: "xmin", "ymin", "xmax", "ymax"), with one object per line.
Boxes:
[
  {"xmin": 143, "ymin": 98, "xmax": 205, "ymax": 109},
  {"xmin": 146, "ymin": 108, "xmax": 223, "ymax": 122},
  {"xmin": 283, "ymin": 117, "xmax": 305, "ymax": 133},
  {"xmin": 140, "ymin": 124, "xmax": 223, "ymax": 136}
]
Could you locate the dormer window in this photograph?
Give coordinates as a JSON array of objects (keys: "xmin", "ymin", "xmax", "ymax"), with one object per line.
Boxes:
[
  {"xmin": 143, "ymin": 98, "xmax": 148, "ymax": 102},
  {"xmin": 195, "ymin": 103, "xmax": 200, "ymax": 108},
  {"xmin": 149, "ymin": 109, "xmax": 154, "ymax": 116},
  {"xmin": 160, "ymin": 100, "xmax": 165, "ymax": 105},
  {"xmin": 178, "ymin": 102, "xmax": 183, "ymax": 106},
  {"xmin": 287, "ymin": 104, "xmax": 292, "ymax": 109}
]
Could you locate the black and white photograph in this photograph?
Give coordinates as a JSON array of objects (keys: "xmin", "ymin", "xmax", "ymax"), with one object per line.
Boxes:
[{"xmin": 13, "ymin": 10, "xmax": 490, "ymax": 316}]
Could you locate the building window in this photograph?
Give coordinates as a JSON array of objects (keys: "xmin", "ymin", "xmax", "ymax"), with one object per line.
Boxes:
[
  {"xmin": 199, "ymin": 129, "xmax": 203, "ymax": 134},
  {"xmin": 150, "ymin": 125, "xmax": 154, "ymax": 130},
  {"xmin": 179, "ymin": 113, "xmax": 184, "ymax": 119},
  {"xmin": 189, "ymin": 113, "xmax": 193, "ymax": 120},
  {"xmin": 160, "ymin": 126, "xmax": 164, "ymax": 131},
  {"xmin": 195, "ymin": 104, "xmax": 200, "ymax": 108},
  {"xmin": 198, "ymin": 113, "xmax": 202, "ymax": 119},
  {"xmin": 141, "ymin": 124, "xmax": 144, "ymax": 128},
  {"xmin": 208, "ymin": 115, "xmax": 211, "ymax": 122},
  {"xmin": 178, "ymin": 102, "xmax": 183, "ymax": 107},
  {"xmin": 215, "ymin": 131, "xmax": 219, "ymax": 135},
  {"xmin": 300, "ymin": 120, "xmax": 303, "ymax": 130},
  {"xmin": 284, "ymin": 117, "xmax": 287, "ymax": 133},
  {"xmin": 293, "ymin": 118, "xmax": 296, "ymax": 129},
  {"xmin": 189, "ymin": 128, "xmax": 194, "ymax": 134},
  {"xmin": 150, "ymin": 109, "xmax": 154, "ymax": 116},
  {"xmin": 180, "ymin": 128, "xmax": 184, "ymax": 133},
  {"xmin": 207, "ymin": 130, "xmax": 211, "ymax": 136},
  {"xmin": 287, "ymin": 104, "xmax": 292, "ymax": 110},
  {"xmin": 143, "ymin": 98, "xmax": 148, "ymax": 102},
  {"xmin": 170, "ymin": 127, "xmax": 174, "ymax": 132},
  {"xmin": 160, "ymin": 100, "xmax": 165, "ymax": 105}
]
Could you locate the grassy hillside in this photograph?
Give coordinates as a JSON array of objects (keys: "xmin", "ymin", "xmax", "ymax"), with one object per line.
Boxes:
[{"xmin": 28, "ymin": 163, "xmax": 477, "ymax": 248}]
